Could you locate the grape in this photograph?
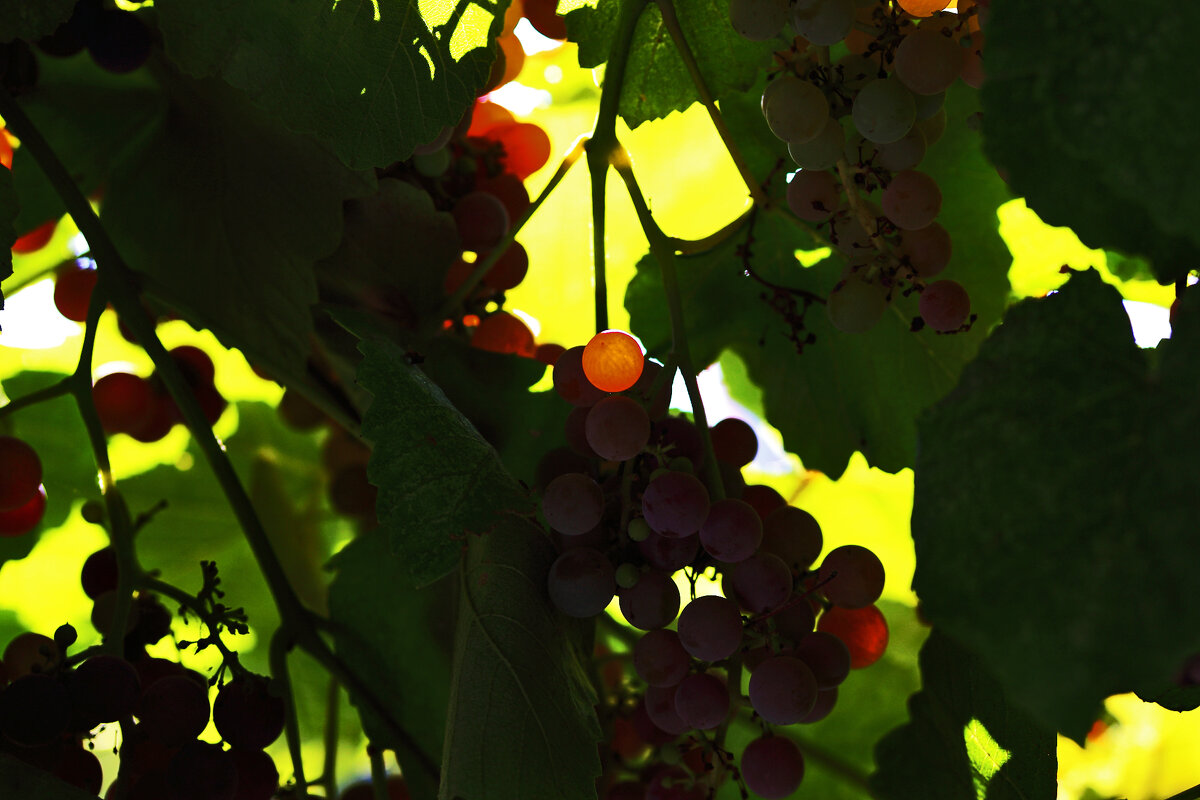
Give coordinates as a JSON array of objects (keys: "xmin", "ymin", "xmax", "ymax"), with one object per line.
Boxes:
[
  {"xmin": 728, "ymin": 553, "xmax": 792, "ymax": 613},
  {"xmin": 835, "ymin": 52, "xmax": 880, "ymax": 94},
  {"xmin": 729, "ymin": 0, "xmax": 788, "ymax": 41},
  {"xmin": 3, "ymin": 632, "xmax": 60, "ymax": 677},
  {"xmin": 523, "ymin": 0, "xmax": 568, "ymax": 39},
  {"xmin": 481, "ymin": 241, "xmax": 529, "ymax": 291},
  {"xmin": 792, "ymin": 0, "xmax": 854, "ymax": 45},
  {"xmin": 54, "ymin": 743, "xmax": 103, "ymax": 794},
  {"xmin": 801, "ymin": 686, "xmax": 838, "ymax": 723},
  {"xmin": 471, "ymin": 310, "xmax": 537, "ymax": 357},
  {"xmin": 882, "ymin": 169, "xmax": 941, "ymax": 230},
  {"xmin": 827, "ymin": 274, "xmax": 889, "ymax": 334},
  {"xmin": 742, "ymin": 484, "xmax": 786, "ymax": 520},
  {"xmin": 899, "ymin": 222, "xmax": 952, "ymax": 278},
  {"xmin": 564, "ymin": 405, "xmax": 600, "ymax": 459},
  {"xmin": 709, "ymin": 417, "xmax": 757, "ymax": 466},
  {"xmin": 618, "ymin": 570, "xmax": 680, "ymax": 630},
  {"xmin": 699, "ymin": 499, "xmax": 762, "ymax": 563},
  {"xmin": 771, "ymin": 596, "xmax": 815, "ymax": 643},
  {"xmin": 643, "ymin": 684, "xmax": 689, "ymax": 736},
  {"xmin": 653, "ymin": 417, "xmax": 706, "ymax": 468},
  {"xmin": 37, "ymin": 1, "xmax": 94, "ymax": 58},
  {"xmin": 641, "ymin": 471, "xmax": 710, "ymax": 538},
  {"xmin": 497, "ymin": 33, "xmax": 525, "ymax": 87},
  {"xmin": 11, "ymin": 219, "xmax": 56, "ymax": 254},
  {"xmin": 477, "ymin": 172, "xmax": 532, "ymax": 224},
  {"xmin": 93, "ymin": 372, "xmax": 155, "ymax": 435},
  {"xmin": 645, "ymin": 764, "xmax": 703, "ymax": 800},
  {"xmin": 542, "ymin": 472, "xmax": 604, "ymax": 535},
  {"xmin": 748, "ymin": 655, "xmax": 818, "ymax": 724},
  {"xmin": 231, "ymin": 748, "xmax": 279, "ymax": 800},
  {"xmin": 276, "ymin": 388, "xmax": 326, "ymax": 431},
  {"xmin": 818, "ymin": 604, "xmax": 889, "ymax": 668},
  {"xmin": 138, "ymin": 673, "xmax": 211, "ymax": 746},
  {"xmin": 328, "ymin": 464, "xmax": 378, "ymax": 521},
  {"xmin": 817, "ymin": 544, "xmax": 885, "ymax": 608},
  {"xmin": 86, "ymin": 9, "xmax": 153, "ymax": 73},
  {"xmin": 547, "ymin": 547, "xmax": 615, "ymax": 618},
  {"xmin": 876, "ymin": 127, "xmax": 926, "ymax": 171},
  {"xmin": 633, "ymin": 629, "xmax": 691, "ymax": 687},
  {"xmin": 913, "ymin": 90, "xmax": 945, "ymax": 121},
  {"xmin": 632, "ymin": 696, "xmax": 677, "ymax": 745},
  {"xmin": 915, "ymin": 105, "xmax": 947, "ymax": 145},
  {"xmin": 786, "ymin": 169, "xmax": 839, "ymax": 223},
  {"xmin": 489, "ymin": 122, "xmax": 552, "ymax": 180},
  {"xmin": 897, "ymin": 0, "xmax": 949, "ymax": 15},
  {"xmin": 0, "ymin": 674, "xmax": 71, "ymax": 746},
  {"xmin": 128, "ymin": 592, "xmax": 173, "ymax": 648},
  {"xmin": 0, "ymin": 485, "xmax": 46, "ymax": 537},
  {"xmin": 677, "ymin": 595, "xmax": 743, "ymax": 662},
  {"xmin": 412, "ymin": 146, "xmax": 450, "ymax": 177},
  {"xmin": 553, "ymin": 345, "xmax": 607, "ymax": 406},
  {"xmin": 740, "ymin": 735, "xmax": 805, "ymax": 799},
  {"xmin": 673, "ymin": 672, "xmax": 729, "ymax": 730},
  {"xmin": 787, "ymin": 117, "xmax": 845, "ymax": 171},
  {"xmin": 792, "ymin": 631, "xmax": 851, "ymax": 688},
  {"xmin": 534, "ymin": 342, "xmax": 566, "ymax": 366},
  {"xmin": 852, "ymin": 77, "xmax": 916, "ymax": 144},
  {"xmin": 68, "ymin": 654, "xmax": 141, "ymax": 728},
  {"xmin": 637, "ymin": 530, "xmax": 700, "ymax": 572},
  {"xmin": 761, "ymin": 75, "xmax": 829, "ymax": 144},
  {"xmin": 340, "ymin": 776, "xmax": 413, "ymax": 800},
  {"xmin": 53, "ymin": 263, "xmax": 99, "ymax": 321},
  {"xmin": 168, "ymin": 740, "xmax": 239, "ymax": 800},
  {"xmin": 453, "ymin": 191, "xmax": 509, "ymax": 251},
  {"xmin": 919, "ymin": 279, "xmax": 971, "ymax": 332},
  {"xmin": 585, "ymin": 395, "xmax": 651, "ymax": 462},
  {"xmin": 631, "ymin": 358, "xmax": 673, "ymax": 421},
  {"xmin": 0, "ymin": 436, "xmax": 42, "ymax": 511},
  {"xmin": 582, "ymin": 330, "xmax": 644, "ymax": 392},
  {"xmin": 214, "ymin": 674, "xmax": 285, "ymax": 750},
  {"xmin": 894, "ymin": 27, "xmax": 964, "ymax": 95},
  {"xmin": 760, "ymin": 506, "xmax": 823, "ymax": 573}
]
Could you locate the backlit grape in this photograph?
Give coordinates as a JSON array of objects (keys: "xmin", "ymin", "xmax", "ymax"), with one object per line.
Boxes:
[{"xmin": 582, "ymin": 330, "xmax": 644, "ymax": 392}]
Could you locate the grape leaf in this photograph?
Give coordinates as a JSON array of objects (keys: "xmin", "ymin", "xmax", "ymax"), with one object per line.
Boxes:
[
  {"xmin": 440, "ymin": 514, "xmax": 603, "ymax": 800},
  {"xmin": 566, "ymin": 0, "xmax": 775, "ymax": 127},
  {"xmin": 0, "ymin": 0, "xmax": 74, "ymax": 42},
  {"xmin": 981, "ymin": 0, "xmax": 1200, "ymax": 284},
  {"xmin": 99, "ymin": 70, "xmax": 376, "ymax": 379},
  {"xmin": 0, "ymin": 752, "xmax": 103, "ymax": 800},
  {"xmin": 153, "ymin": 0, "xmax": 502, "ymax": 168},
  {"xmin": 911, "ymin": 269, "xmax": 1200, "ymax": 742},
  {"xmin": 357, "ymin": 337, "xmax": 536, "ymax": 586},
  {"xmin": 871, "ymin": 630, "xmax": 1057, "ymax": 800},
  {"xmin": 9, "ymin": 53, "xmax": 166, "ymax": 235},
  {"xmin": 328, "ymin": 527, "xmax": 454, "ymax": 800},
  {"xmin": 626, "ymin": 84, "xmax": 1011, "ymax": 477}
]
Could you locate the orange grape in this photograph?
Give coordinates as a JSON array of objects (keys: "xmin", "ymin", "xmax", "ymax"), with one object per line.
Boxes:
[
  {"xmin": 897, "ymin": 0, "xmax": 950, "ymax": 17},
  {"xmin": 11, "ymin": 219, "xmax": 56, "ymax": 254},
  {"xmin": 581, "ymin": 330, "xmax": 644, "ymax": 392},
  {"xmin": 470, "ymin": 310, "xmax": 536, "ymax": 358}
]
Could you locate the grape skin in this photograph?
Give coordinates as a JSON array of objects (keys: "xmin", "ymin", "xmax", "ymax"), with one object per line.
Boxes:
[
  {"xmin": 728, "ymin": 0, "xmax": 789, "ymax": 41},
  {"xmin": 672, "ymin": 672, "xmax": 729, "ymax": 730},
  {"xmin": 618, "ymin": 570, "xmax": 681, "ymax": 630},
  {"xmin": 748, "ymin": 655, "xmax": 818, "ymax": 725},
  {"xmin": 827, "ymin": 275, "xmax": 889, "ymax": 334},
  {"xmin": 881, "ymin": 169, "xmax": 942, "ymax": 230},
  {"xmin": 761, "ymin": 75, "xmax": 829, "ymax": 145},
  {"xmin": 816, "ymin": 544, "xmax": 886, "ymax": 608},
  {"xmin": 728, "ymin": 552, "xmax": 793, "ymax": 613},
  {"xmin": 786, "ymin": 170, "xmax": 840, "ymax": 223},
  {"xmin": 852, "ymin": 78, "xmax": 916, "ymax": 144},
  {"xmin": 641, "ymin": 471, "xmax": 711, "ymax": 538},
  {"xmin": 792, "ymin": 0, "xmax": 855, "ymax": 46},
  {"xmin": 919, "ymin": 279, "xmax": 971, "ymax": 332},
  {"xmin": 899, "ymin": 222, "xmax": 952, "ymax": 278},
  {"xmin": 542, "ymin": 472, "xmax": 605, "ymax": 536},
  {"xmin": 633, "ymin": 629, "xmax": 691, "ymax": 687},
  {"xmin": 741, "ymin": 735, "xmax": 805, "ymax": 799},
  {"xmin": 677, "ymin": 595, "xmax": 743, "ymax": 662},
  {"xmin": 585, "ymin": 395, "xmax": 651, "ymax": 462},
  {"xmin": 788, "ymin": 117, "xmax": 845, "ymax": 171},
  {"xmin": 547, "ymin": 547, "xmax": 616, "ymax": 618},
  {"xmin": 699, "ymin": 498, "xmax": 763, "ymax": 563},
  {"xmin": 893, "ymin": 27, "xmax": 964, "ymax": 96}
]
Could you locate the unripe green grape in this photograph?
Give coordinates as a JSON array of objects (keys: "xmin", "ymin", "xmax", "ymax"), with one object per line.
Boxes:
[
  {"xmin": 827, "ymin": 275, "xmax": 889, "ymax": 333},
  {"xmin": 852, "ymin": 77, "xmax": 916, "ymax": 144},
  {"xmin": 876, "ymin": 127, "xmax": 926, "ymax": 171},
  {"xmin": 628, "ymin": 517, "xmax": 653, "ymax": 542},
  {"xmin": 728, "ymin": 0, "xmax": 789, "ymax": 41},
  {"xmin": 667, "ymin": 456, "xmax": 694, "ymax": 473},
  {"xmin": 893, "ymin": 27, "xmax": 964, "ymax": 95},
  {"xmin": 615, "ymin": 563, "xmax": 642, "ymax": 589},
  {"xmin": 792, "ymin": 0, "xmax": 855, "ymax": 46},
  {"xmin": 762, "ymin": 75, "xmax": 830, "ymax": 144},
  {"xmin": 412, "ymin": 147, "xmax": 450, "ymax": 177},
  {"xmin": 915, "ymin": 106, "xmax": 947, "ymax": 145},
  {"xmin": 835, "ymin": 53, "xmax": 879, "ymax": 95},
  {"xmin": 788, "ymin": 118, "xmax": 845, "ymax": 170}
]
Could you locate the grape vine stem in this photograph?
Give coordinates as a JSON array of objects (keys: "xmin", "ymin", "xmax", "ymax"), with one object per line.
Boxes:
[
  {"xmin": 0, "ymin": 86, "xmax": 441, "ymax": 782},
  {"xmin": 652, "ymin": 0, "xmax": 768, "ymax": 208}
]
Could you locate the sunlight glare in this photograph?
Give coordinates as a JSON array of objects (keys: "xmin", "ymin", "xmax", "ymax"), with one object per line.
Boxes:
[{"xmin": 0, "ymin": 279, "xmax": 82, "ymax": 350}]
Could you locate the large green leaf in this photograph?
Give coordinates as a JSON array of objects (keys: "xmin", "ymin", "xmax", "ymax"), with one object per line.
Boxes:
[
  {"xmin": 328, "ymin": 528, "xmax": 454, "ymax": 800},
  {"xmin": 981, "ymin": 0, "xmax": 1200, "ymax": 284},
  {"xmin": 10, "ymin": 53, "xmax": 166, "ymax": 234},
  {"xmin": 566, "ymin": 0, "xmax": 775, "ymax": 127},
  {"xmin": 0, "ymin": 0, "xmax": 74, "ymax": 42},
  {"xmin": 100, "ymin": 70, "xmax": 376, "ymax": 379},
  {"xmin": 440, "ymin": 515, "xmax": 602, "ymax": 800},
  {"xmin": 871, "ymin": 631, "xmax": 1057, "ymax": 800},
  {"xmin": 357, "ymin": 337, "xmax": 535, "ymax": 586},
  {"xmin": 626, "ymin": 84, "xmax": 1011, "ymax": 477},
  {"xmin": 911, "ymin": 269, "xmax": 1200, "ymax": 742},
  {"xmin": 153, "ymin": 0, "xmax": 502, "ymax": 168}
]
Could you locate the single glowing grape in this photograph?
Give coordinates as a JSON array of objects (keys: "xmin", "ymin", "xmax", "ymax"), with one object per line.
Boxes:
[
  {"xmin": 818, "ymin": 604, "xmax": 889, "ymax": 668},
  {"xmin": 582, "ymin": 330, "xmax": 644, "ymax": 392},
  {"xmin": 897, "ymin": 0, "xmax": 950, "ymax": 16}
]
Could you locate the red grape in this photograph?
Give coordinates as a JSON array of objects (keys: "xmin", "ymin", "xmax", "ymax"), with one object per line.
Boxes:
[
  {"xmin": 677, "ymin": 595, "xmax": 742, "ymax": 662},
  {"xmin": 0, "ymin": 436, "xmax": 42, "ymax": 511},
  {"xmin": 816, "ymin": 544, "xmax": 885, "ymax": 608},
  {"xmin": 641, "ymin": 471, "xmax": 710, "ymax": 538},
  {"xmin": 553, "ymin": 345, "xmax": 607, "ymax": 406},
  {"xmin": 818, "ymin": 603, "xmax": 889, "ymax": 668},
  {"xmin": 453, "ymin": 191, "xmax": 510, "ymax": 252},
  {"xmin": 214, "ymin": 673, "xmax": 285, "ymax": 750},
  {"xmin": 93, "ymin": 372, "xmax": 155, "ymax": 435},
  {"xmin": 710, "ymin": 417, "xmax": 758, "ymax": 466},
  {"xmin": 11, "ymin": 219, "xmax": 56, "ymax": 254},
  {"xmin": 919, "ymin": 279, "xmax": 971, "ymax": 332},
  {"xmin": 881, "ymin": 169, "xmax": 941, "ymax": 230},
  {"xmin": 699, "ymin": 498, "xmax": 762, "ymax": 563},
  {"xmin": 760, "ymin": 506, "xmax": 823, "ymax": 573},
  {"xmin": 740, "ymin": 735, "xmax": 805, "ymax": 799},
  {"xmin": 618, "ymin": 570, "xmax": 680, "ymax": 630},
  {"xmin": 470, "ymin": 310, "xmax": 536, "ymax": 358},
  {"xmin": 748, "ymin": 655, "xmax": 818, "ymax": 724},
  {"xmin": 0, "ymin": 484, "xmax": 45, "ymax": 536},
  {"xmin": 547, "ymin": 547, "xmax": 615, "ymax": 618},
  {"xmin": 672, "ymin": 672, "xmax": 729, "ymax": 730},
  {"xmin": 542, "ymin": 472, "xmax": 604, "ymax": 535},
  {"xmin": 523, "ymin": 0, "xmax": 568, "ymax": 39},
  {"xmin": 633, "ymin": 629, "xmax": 690, "ymax": 687},
  {"xmin": 584, "ymin": 395, "xmax": 650, "ymax": 462},
  {"xmin": 53, "ymin": 263, "xmax": 99, "ymax": 322}
]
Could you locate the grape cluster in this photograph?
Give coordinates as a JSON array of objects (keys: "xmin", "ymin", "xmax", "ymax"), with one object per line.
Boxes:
[
  {"xmin": 0, "ymin": 548, "xmax": 285, "ymax": 799},
  {"xmin": 0, "ymin": 435, "xmax": 47, "ymax": 537},
  {"xmin": 733, "ymin": 0, "xmax": 989, "ymax": 336},
  {"xmin": 534, "ymin": 330, "xmax": 891, "ymax": 798},
  {"xmin": 37, "ymin": 0, "xmax": 155, "ymax": 74}
]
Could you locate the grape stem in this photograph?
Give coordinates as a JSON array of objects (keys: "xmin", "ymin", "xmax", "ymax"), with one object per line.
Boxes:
[
  {"xmin": 652, "ymin": 0, "xmax": 769, "ymax": 208},
  {"xmin": 272, "ymin": 628, "xmax": 309, "ymax": 800},
  {"xmin": 322, "ymin": 677, "xmax": 341, "ymax": 800},
  {"xmin": 0, "ymin": 376, "xmax": 72, "ymax": 421},
  {"xmin": 437, "ymin": 135, "xmax": 588, "ymax": 320},
  {"xmin": 1165, "ymin": 783, "xmax": 1200, "ymax": 800},
  {"xmin": 586, "ymin": 0, "xmax": 651, "ymax": 333},
  {"xmin": 612, "ymin": 158, "xmax": 725, "ymax": 502},
  {"xmin": 139, "ymin": 574, "xmax": 246, "ymax": 670},
  {"xmin": 0, "ymin": 86, "xmax": 441, "ymax": 782}
]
